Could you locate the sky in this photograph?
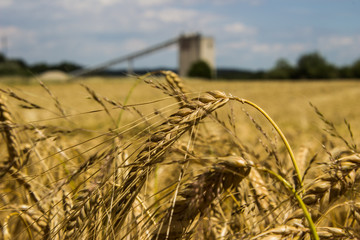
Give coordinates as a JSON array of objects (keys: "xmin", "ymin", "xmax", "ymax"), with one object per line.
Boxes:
[{"xmin": 0, "ymin": 0, "xmax": 360, "ymax": 71}]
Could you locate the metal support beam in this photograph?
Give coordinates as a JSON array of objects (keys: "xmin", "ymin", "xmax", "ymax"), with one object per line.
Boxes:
[
  {"xmin": 127, "ymin": 59, "xmax": 133, "ymax": 75},
  {"xmin": 71, "ymin": 34, "xmax": 198, "ymax": 77}
]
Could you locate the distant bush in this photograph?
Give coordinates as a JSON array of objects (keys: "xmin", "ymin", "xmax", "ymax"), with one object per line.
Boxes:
[
  {"xmin": 296, "ymin": 52, "xmax": 337, "ymax": 79},
  {"xmin": 0, "ymin": 53, "xmax": 6, "ymax": 63},
  {"xmin": 352, "ymin": 59, "xmax": 360, "ymax": 78},
  {"xmin": 0, "ymin": 60, "xmax": 29, "ymax": 76},
  {"xmin": 30, "ymin": 61, "xmax": 82, "ymax": 74},
  {"xmin": 338, "ymin": 66, "xmax": 353, "ymax": 78},
  {"xmin": 29, "ymin": 63, "xmax": 50, "ymax": 74},
  {"xmin": 188, "ymin": 60, "xmax": 213, "ymax": 79},
  {"xmin": 266, "ymin": 58, "xmax": 294, "ymax": 79},
  {"xmin": 216, "ymin": 68, "xmax": 264, "ymax": 80}
]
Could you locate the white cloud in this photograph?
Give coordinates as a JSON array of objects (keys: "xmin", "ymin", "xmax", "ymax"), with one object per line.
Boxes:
[
  {"xmin": 251, "ymin": 43, "xmax": 307, "ymax": 54},
  {"xmin": 288, "ymin": 43, "xmax": 306, "ymax": 52},
  {"xmin": 99, "ymin": 0, "xmax": 122, "ymax": 6},
  {"xmin": 316, "ymin": 35, "xmax": 360, "ymax": 65},
  {"xmin": 251, "ymin": 43, "xmax": 281, "ymax": 53},
  {"xmin": 0, "ymin": 26, "xmax": 36, "ymax": 48},
  {"xmin": 55, "ymin": 0, "xmax": 121, "ymax": 13},
  {"xmin": 224, "ymin": 22, "xmax": 257, "ymax": 35},
  {"xmin": 136, "ymin": 0, "xmax": 172, "ymax": 7},
  {"xmin": 56, "ymin": 0, "xmax": 98, "ymax": 12},
  {"xmin": 200, "ymin": 0, "xmax": 263, "ymax": 6},
  {"xmin": 0, "ymin": 26, "xmax": 39, "ymax": 60},
  {"xmin": 318, "ymin": 36, "xmax": 357, "ymax": 49},
  {"xmin": 238, "ymin": 0, "xmax": 263, "ymax": 6},
  {"xmin": 219, "ymin": 40, "xmax": 308, "ymax": 69},
  {"xmin": 0, "ymin": 0, "xmax": 12, "ymax": 8},
  {"xmin": 0, "ymin": 26, "xmax": 19, "ymax": 36},
  {"xmin": 226, "ymin": 40, "xmax": 306, "ymax": 55},
  {"xmin": 121, "ymin": 38, "xmax": 148, "ymax": 52},
  {"xmin": 136, "ymin": 20, "xmax": 161, "ymax": 32},
  {"xmin": 227, "ymin": 41, "xmax": 249, "ymax": 49},
  {"xmin": 144, "ymin": 8, "xmax": 198, "ymax": 23}
]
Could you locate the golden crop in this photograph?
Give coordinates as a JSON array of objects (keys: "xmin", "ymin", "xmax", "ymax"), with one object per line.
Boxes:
[{"xmin": 0, "ymin": 73, "xmax": 359, "ymax": 239}]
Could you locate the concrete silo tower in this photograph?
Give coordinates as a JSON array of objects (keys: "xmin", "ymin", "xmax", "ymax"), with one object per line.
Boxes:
[{"xmin": 178, "ymin": 33, "xmax": 215, "ymax": 77}]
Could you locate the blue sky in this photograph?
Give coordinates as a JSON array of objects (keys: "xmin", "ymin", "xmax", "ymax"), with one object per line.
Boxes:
[{"xmin": 0, "ymin": 0, "xmax": 359, "ymax": 70}]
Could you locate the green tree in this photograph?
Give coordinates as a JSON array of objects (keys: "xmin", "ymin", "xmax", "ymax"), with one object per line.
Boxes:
[
  {"xmin": 0, "ymin": 61, "xmax": 29, "ymax": 75},
  {"xmin": 187, "ymin": 60, "xmax": 213, "ymax": 79},
  {"xmin": 0, "ymin": 56, "xmax": 29, "ymax": 76},
  {"xmin": 55, "ymin": 61, "xmax": 82, "ymax": 72},
  {"xmin": 266, "ymin": 58, "xmax": 294, "ymax": 79},
  {"xmin": 338, "ymin": 66, "xmax": 353, "ymax": 78},
  {"xmin": 11, "ymin": 58, "xmax": 28, "ymax": 69},
  {"xmin": 0, "ymin": 53, "xmax": 6, "ymax": 63},
  {"xmin": 296, "ymin": 52, "xmax": 336, "ymax": 79},
  {"xmin": 352, "ymin": 59, "xmax": 360, "ymax": 78},
  {"xmin": 30, "ymin": 62, "xmax": 49, "ymax": 74}
]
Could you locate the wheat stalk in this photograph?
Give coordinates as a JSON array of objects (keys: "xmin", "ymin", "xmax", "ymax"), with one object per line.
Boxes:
[
  {"xmin": 1, "ymin": 70, "xmax": 359, "ymax": 239},
  {"xmin": 63, "ymin": 146, "xmax": 119, "ymax": 239}
]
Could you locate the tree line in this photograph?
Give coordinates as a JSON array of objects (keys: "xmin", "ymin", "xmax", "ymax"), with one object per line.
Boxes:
[
  {"xmin": 216, "ymin": 52, "xmax": 360, "ymax": 80},
  {"xmin": 1, "ymin": 51, "xmax": 360, "ymax": 80},
  {"xmin": 265, "ymin": 52, "xmax": 360, "ymax": 79},
  {"xmin": 0, "ymin": 53, "xmax": 81, "ymax": 76}
]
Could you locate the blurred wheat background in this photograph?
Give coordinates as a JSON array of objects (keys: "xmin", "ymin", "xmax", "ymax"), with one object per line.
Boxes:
[{"xmin": 0, "ymin": 73, "xmax": 359, "ymax": 239}]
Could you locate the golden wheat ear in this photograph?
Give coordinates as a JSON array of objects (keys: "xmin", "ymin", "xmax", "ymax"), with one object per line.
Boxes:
[
  {"xmin": 0, "ymin": 94, "xmax": 22, "ymax": 172},
  {"xmin": 140, "ymin": 70, "xmax": 190, "ymax": 106},
  {"xmin": 110, "ymin": 91, "xmax": 230, "ymax": 232},
  {"xmin": 3, "ymin": 205, "xmax": 50, "ymax": 239},
  {"xmin": 152, "ymin": 156, "xmax": 251, "ymax": 240}
]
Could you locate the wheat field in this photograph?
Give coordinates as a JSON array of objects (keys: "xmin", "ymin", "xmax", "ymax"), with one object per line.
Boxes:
[{"xmin": 0, "ymin": 72, "xmax": 359, "ymax": 239}]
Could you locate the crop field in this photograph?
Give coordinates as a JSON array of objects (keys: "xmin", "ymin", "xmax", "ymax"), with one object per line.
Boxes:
[{"xmin": 0, "ymin": 72, "xmax": 359, "ymax": 239}]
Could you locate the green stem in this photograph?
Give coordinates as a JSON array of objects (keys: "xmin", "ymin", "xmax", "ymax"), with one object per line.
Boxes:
[
  {"xmin": 116, "ymin": 71, "xmax": 162, "ymax": 127},
  {"xmin": 116, "ymin": 77, "xmax": 142, "ymax": 128},
  {"xmin": 231, "ymin": 96, "xmax": 316, "ymax": 237},
  {"xmin": 258, "ymin": 166, "xmax": 319, "ymax": 240},
  {"xmin": 232, "ymin": 97, "xmax": 303, "ymax": 188}
]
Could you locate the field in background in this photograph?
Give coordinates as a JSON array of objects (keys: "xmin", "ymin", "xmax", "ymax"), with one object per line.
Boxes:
[
  {"xmin": 1, "ymin": 75, "xmax": 359, "ymax": 239},
  {"xmin": 2, "ymin": 77, "xmax": 359, "ymax": 148}
]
